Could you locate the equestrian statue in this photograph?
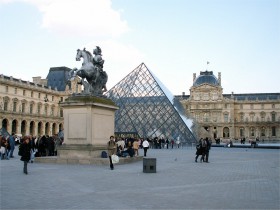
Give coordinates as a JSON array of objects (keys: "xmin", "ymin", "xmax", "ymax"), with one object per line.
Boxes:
[{"xmin": 69, "ymin": 46, "xmax": 108, "ymax": 96}]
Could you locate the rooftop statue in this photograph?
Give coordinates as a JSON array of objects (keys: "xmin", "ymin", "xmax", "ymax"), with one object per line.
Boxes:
[{"xmin": 69, "ymin": 46, "xmax": 108, "ymax": 96}]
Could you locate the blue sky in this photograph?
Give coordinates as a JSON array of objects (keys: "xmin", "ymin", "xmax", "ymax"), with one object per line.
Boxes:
[{"xmin": 0, "ymin": 0, "xmax": 279, "ymax": 95}]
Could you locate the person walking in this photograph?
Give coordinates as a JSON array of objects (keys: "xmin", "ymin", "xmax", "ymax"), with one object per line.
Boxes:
[
  {"xmin": 107, "ymin": 136, "xmax": 117, "ymax": 170},
  {"xmin": 8, "ymin": 133, "xmax": 16, "ymax": 158},
  {"xmin": 18, "ymin": 136, "xmax": 31, "ymax": 174},
  {"xmin": 205, "ymin": 137, "xmax": 211, "ymax": 163},
  {"xmin": 133, "ymin": 139, "xmax": 139, "ymax": 156},
  {"xmin": 200, "ymin": 138, "xmax": 207, "ymax": 162},
  {"xmin": 195, "ymin": 138, "xmax": 203, "ymax": 162},
  {"xmin": 166, "ymin": 138, "xmax": 169, "ymax": 149},
  {"xmin": 142, "ymin": 138, "xmax": 149, "ymax": 157}
]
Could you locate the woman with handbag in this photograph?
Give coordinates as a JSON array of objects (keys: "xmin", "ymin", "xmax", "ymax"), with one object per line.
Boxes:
[{"xmin": 107, "ymin": 136, "xmax": 117, "ymax": 170}]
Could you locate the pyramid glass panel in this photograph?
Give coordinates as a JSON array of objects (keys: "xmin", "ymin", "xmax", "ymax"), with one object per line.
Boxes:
[{"xmin": 105, "ymin": 63, "xmax": 196, "ymax": 143}]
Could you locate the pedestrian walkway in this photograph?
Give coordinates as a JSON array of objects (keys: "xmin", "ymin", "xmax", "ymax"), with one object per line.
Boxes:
[{"xmin": 1, "ymin": 146, "xmax": 279, "ymax": 209}]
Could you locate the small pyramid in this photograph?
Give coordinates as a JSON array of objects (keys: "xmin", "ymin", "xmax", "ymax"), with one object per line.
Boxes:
[{"xmin": 106, "ymin": 63, "xmax": 196, "ymax": 143}]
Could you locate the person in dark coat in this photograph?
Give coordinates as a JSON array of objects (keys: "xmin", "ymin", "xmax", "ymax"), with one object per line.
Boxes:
[
  {"xmin": 195, "ymin": 138, "xmax": 203, "ymax": 162},
  {"xmin": 19, "ymin": 136, "xmax": 31, "ymax": 174},
  {"xmin": 205, "ymin": 137, "xmax": 212, "ymax": 163}
]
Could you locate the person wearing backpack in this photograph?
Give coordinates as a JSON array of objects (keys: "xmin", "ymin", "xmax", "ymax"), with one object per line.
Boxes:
[{"xmin": 107, "ymin": 135, "xmax": 117, "ymax": 170}]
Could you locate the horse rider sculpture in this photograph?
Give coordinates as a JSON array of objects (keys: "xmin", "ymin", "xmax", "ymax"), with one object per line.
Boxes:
[{"xmin": 69, "ymin": 46, "xmax": 108, "ymax": 96}]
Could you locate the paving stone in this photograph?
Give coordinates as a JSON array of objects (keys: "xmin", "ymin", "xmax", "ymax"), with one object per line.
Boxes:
[{"xmin": 0, "ymin": 146, "xmax": 279, "ymax": 209}]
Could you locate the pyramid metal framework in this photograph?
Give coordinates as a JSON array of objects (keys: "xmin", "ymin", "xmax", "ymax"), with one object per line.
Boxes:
[{"xmin": 105, "ymin": 63, "xmax": 196, "ymax": 143}]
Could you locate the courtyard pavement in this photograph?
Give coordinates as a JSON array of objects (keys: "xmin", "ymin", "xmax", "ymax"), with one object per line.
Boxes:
[{"xmin": 0, "ymin": 146, "xmax": 279, "ymax": 210}]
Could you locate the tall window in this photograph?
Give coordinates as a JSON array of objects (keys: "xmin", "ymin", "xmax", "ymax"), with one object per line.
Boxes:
[
  {"xmin": 240, "ymin": 104, "xmax": 243, "ymax": 109},
  {"xmin": 14, "ymin": 88, "xmax": 17, "ymax": 94},
  {"xmin": 60, "ymin": 109, "xmax": 63, "ymax": 117},
  {"xmin": 195, "ymin": 113, "xmax": 200, "ymax": 122},
  {"xmin": 271, "ymin": 113, "xmax": 276, "ymax": 122},
  {"xmin": 13, "ymin": 101, "xmax": 17, "ymax": 112},
  {"xmin": 272, "ymin": 104, "xmax": 275, "ymax": 109},
  {"xmin": 240, "ymin": 127, "xmax": 244, "ymax": 137},
  {"xmin": 4, "ymin": 101, "xmax": 8, "ymax": 111},
  {"xmin": 38, "ymin": 93, "xmax": 41, "ymax": 99},
  {"xmin": 5, "ymin": 86, "xmax": 8, "ymax": 93},
  {"xmin": 23, "ymin": 90, "xmax": 26, "ymax": 96},
  {"xmin": 203, "ymin": 112, "xmax": 209, "ymax": 122},
  {"xmin": 45, "ymin": 105, "xmax": 48, "ymax": 115},
  {"xmin": 224, "ymin": 113, "xmax": 229, "ymax": 123},
  {"xmin": 261, "ymin": 112, "xmax": 265, "ymax": 122},
  {"xmin": 261, "ymin": 104, "xmax": 264, "ymax": 109},
  {"xmin": 250, "ymin": 127, "xmax": 255, "ymax": 137},
  {"xmin": 272, "ymin": 127, "xmax": 276, "ymax": 136},
  {"xmin": 51, "ymin": 107, "xmax": 54, "ymax": 116},
  {"xmin": 22, "ymin": 103, "xmax": 25, "ymax": 113},
  {"xmin": 223, "ymin": 127, "xmax": 230, "ymax": 138},
  {"xmin": 37, "ymin": 104, "xmax": 41, "ymax": 114},
  {"xmin": 31, "ymin": 91, "xmax": 33, "ymax": 97},
  {"xmin": 250, "ymin": 104, "xmax": 254, "ymax": 109},
  {"xmin": 250, "ymin": 113, "xmax": 255, "ymax": 122},
  {"xmin": 261, "ymin": 127, "xmax": 265, "ymax": 137},
  {"xmin": 30, "ymin": 104, "xmax": 33, "ymax": 114},
  {"xmin": 240, "ymin": 113, "xmax": 244, "ymax": 122}
]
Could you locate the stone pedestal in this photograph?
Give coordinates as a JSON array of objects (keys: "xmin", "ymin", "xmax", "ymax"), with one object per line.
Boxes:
[{"xmin": 57, "ymin": 95, "xmax": 118, "ymax": 162}]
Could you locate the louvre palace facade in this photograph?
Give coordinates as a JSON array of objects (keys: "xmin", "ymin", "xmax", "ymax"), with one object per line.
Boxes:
[
  {"xmin": 177, "ymin": 71, "xmax": 280, "ymax": 142},
  {"xmin": 1, "ymin": 66, "xmax": 279, "ymax": 142},
  {"xmin": 0, "ymin": 67, "xmax": 81, "ymax": 137}
]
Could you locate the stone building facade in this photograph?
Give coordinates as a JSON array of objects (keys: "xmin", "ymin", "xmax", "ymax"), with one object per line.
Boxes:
[
  {"xmin": 0, "ymin": 67, "xmax": 81, "ymax": 137},
  {"xmin": 178, "ymin": 71, "xmax": 280, "ymax": 142}
]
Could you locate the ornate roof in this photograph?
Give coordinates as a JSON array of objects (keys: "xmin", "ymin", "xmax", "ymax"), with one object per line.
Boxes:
[
  {"xmin": 193, "ymin": 71, "xmax": 219, "ymax": 87},
  {"xmin": 46, "ymin": 67, "xmax": 72, "ymax": 91}
]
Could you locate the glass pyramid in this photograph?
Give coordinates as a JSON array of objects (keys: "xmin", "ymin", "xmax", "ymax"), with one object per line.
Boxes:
[{"xmin": 105, "ymin": 63, "xmax": 196, "ymax": 144}]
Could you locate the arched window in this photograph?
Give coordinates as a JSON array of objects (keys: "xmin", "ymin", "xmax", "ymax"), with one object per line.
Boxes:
[
  {"xmin": 250, "ymin": 127, "xmax": 255, "ymax": 137},
  {"xmin": 239, "ymin": 127, "xmax": 244, "ymax": 137},
  {"xmin": 223, "ymin": 127, "xmax": 230, "ymax": 138},
  {"xmin": 261, "ymin": 127, "xmax": 266, "ymax": 137}
]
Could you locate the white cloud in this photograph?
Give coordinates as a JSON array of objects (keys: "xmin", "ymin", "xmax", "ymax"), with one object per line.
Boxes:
[{"xmin": 5, "ymin": 0, "xmax": 129, "ymax": 38}]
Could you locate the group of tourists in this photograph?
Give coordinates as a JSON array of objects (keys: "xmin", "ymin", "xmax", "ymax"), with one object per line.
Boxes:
[
  {"xmin": 1, "ymin": 132, "xmax": 214, "ymax": 173},
  {"xmin": 0, "ymin": 133, "xmax": 63, "ymax": 175},
  {"xmin": 195, "ymin": 137, "xmax": 212, "ymax": 163},
  {"xmin": 146, "ymin": 137, "xmax": 181, "ymax": 149},
  {"xmin": 106, "ymin": 136, "xmax": 150, "ymax": 170}
]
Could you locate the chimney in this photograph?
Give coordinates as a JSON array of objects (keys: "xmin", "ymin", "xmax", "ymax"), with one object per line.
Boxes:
[{"xmin": 218, "ymin": 72, "xmax": 221, "ymax": 85}]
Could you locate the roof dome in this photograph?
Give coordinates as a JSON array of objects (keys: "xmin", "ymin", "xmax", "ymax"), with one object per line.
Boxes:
[{"xmin": 193, "ymin": 71, "xmax": 219, "ymax": 87}]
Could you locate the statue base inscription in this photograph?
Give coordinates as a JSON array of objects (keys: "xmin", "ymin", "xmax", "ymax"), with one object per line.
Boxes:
[{"xmin": 57, "ymin": 95, "xmax": 118, "ymax": 161}]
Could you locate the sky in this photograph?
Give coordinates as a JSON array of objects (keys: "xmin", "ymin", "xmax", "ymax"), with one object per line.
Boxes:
[{"xmin": 0, "ymin": 0, "xmax": 279, "ymax": 95}]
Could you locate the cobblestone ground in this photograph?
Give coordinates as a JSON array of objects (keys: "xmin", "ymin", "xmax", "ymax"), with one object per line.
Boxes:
[{"xmin": 1, "ymin": 146, "xmax": 279, "ymax": 210}]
